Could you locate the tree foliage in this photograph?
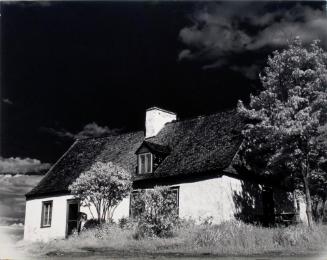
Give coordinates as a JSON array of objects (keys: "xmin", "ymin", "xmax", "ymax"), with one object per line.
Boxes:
[
  {"xmin": 238, "ymin": 37, "xmax": 327, "ymax": 226},
  {"xmin": 69, "ymin": 161, "xmax": 131, "ymax": 223}
]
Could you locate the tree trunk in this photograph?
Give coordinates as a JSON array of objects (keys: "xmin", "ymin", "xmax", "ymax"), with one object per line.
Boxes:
[
  {"xmin": 302, "ymin": 175, "xmax": 314, "ymax": 228},
  {"xmin": 95, "ymin": 202, "xmax": 101, "ymax": 224},
  {"xmin": 97, "ymin": 207, "xmax": 101, "ymax": 224}
]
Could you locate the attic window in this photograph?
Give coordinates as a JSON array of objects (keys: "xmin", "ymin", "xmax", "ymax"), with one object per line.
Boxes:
[
  {"xmin": 138, "ymin": 153, "xmax": 152, "ymax": 174},
  {"xmin": 41, "ymin": 201, "xmax": 53, "ymax": 228}
]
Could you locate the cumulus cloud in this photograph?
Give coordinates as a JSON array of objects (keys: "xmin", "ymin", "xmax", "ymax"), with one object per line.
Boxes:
[
  {"xmin": 0, "ymin": 159, "xmax": 47, "ymax": 226},
  {"xmin": 178, "ymin": 2, "xmax": 327, "ymax": 77},
  {"xmin": 0, "ymin": 157, "xmax": 51, "ymax": 175},
  {"xmin": 0, "ymin": 175, "xmax": 42, "ymax": 225},
  {"xmin": 41, "ymin": 122, "xmax": 122, "ymax": 141},
  {"xmin": 75, "ymin": 122, "xmax": 122, "ymax": 139},
  {"xmin": 40, "ymin": 127, "xmax": 75, "ymax": 140}
]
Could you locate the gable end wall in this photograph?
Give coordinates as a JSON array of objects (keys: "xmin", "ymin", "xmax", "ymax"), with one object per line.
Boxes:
[
  {"xmin": 178, "ymin": 175, "xmax": 248, "ymax": 223},
  {"xmin": 24, "ymin": 195, "xmax": 75, "ymax": 242}
]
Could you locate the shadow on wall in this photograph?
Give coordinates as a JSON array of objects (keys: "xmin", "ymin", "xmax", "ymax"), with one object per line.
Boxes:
[
  {"xmin": 232, "ymin": 180, "xmax": 300, "ymax": 226},
  {"xmin": 232, "ymin": 181, "xmax": 265, "ymax": 225}
]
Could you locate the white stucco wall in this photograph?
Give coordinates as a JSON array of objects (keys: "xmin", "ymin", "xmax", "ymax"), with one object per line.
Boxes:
[
  {"xmin": 178, "ymin": 175, "xmax": 244, "ymax": 224},
  {"xmin": 177, "ymin": 177, "xmax": 308, "ymax": 225},
  {"xmin": 79, "ymin": 196, "xmax": 130, "ymax": 223},
  {"xmin": 25, "ymin": 176, "xmax": 304, "ymax": 242},
  {"xmin": 24, "ymin": 194, "xmax": 75, "ymax": 242},
  {"xmin": 24, "ymin": 194, "xmax": 130, "ymax": 242}
]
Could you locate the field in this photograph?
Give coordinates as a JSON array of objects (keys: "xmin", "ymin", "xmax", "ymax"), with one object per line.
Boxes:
[
  {"xmin": 18, "ymin": 221, "xmax": 327, "ymax": 259},
  {"xmin": 0, "ymin": 225, "xmax": 25, "ymax": 259},
  {"xmin": 0, "ymin": 225, "xmax": 24, "ymax": 241}
]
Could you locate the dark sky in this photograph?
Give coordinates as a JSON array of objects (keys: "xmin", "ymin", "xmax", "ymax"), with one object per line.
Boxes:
[{"xmin": 1, "ymin": 1, "xmax": 326, "ymax": 164}]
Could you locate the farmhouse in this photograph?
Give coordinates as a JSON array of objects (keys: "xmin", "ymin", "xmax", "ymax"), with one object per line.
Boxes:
[{"xmin": 24, "ymin": 107, "xmax": 307, "ymax": 241}]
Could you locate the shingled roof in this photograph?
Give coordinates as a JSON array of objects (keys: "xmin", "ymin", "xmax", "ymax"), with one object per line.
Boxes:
[
  {"xmin": 26, "ymin": 109, "xmax": 245, "ymax": 199},
  {"xmin": 139, "ymin": 109, "xmax": 245, "ymax": 179},
  {"xmin": 26, "ymin": 131, "xmax": 144, "ymax": 198}
]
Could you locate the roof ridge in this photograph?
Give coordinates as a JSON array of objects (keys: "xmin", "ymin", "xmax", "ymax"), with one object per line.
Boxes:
[
  {"xmin": 76, "ymin": 129, "xmax": 144, "ymax": 141},
  {"xmin": 165, "ymin": 108, "xmax": 237, "ymax": 125},
  {"xmin": 75, "ymin": 109, "xmax": 237, "ymax": 142}
]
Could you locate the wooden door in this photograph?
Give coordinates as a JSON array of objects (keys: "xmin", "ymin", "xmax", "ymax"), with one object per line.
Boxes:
[{"xmin": 66, "ymin": 200, "xmax": 79, "ymax": 237}]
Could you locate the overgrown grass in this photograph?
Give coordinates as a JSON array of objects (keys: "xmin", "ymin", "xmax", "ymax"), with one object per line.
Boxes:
[
  {"xmin": 179, "ymin": 221, "xmax": 327, "ymax": 255},
  {"xmin": 19, "ymin": 221, "xmax": 327, "ymax": 257}
]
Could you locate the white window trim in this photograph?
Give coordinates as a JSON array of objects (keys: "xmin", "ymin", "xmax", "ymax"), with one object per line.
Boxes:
[
  {"xmin": 138, "ymin": 153, "xmax": 153, "ymax": 174},
  {"xmin": 41, "ymin": 201, "xmax": 53, "ymax": 228}
]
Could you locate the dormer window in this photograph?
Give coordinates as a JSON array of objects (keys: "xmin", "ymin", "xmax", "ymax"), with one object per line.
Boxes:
[
  {"xmin": 138, "ymin": 153, "xmax": 152, "ymax": 174},
  {"xmin": 135, "ymin": 141, "xmax": 170, "ymax": 175}
]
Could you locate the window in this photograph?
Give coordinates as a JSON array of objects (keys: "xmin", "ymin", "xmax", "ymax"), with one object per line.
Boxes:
[
  {"xmin": 41, "ymin": 201, "xmax": 53, "ymax": 227},
  {"xmin": 138, "ymin": 153, "xmax": 152, "ymax": 174}
]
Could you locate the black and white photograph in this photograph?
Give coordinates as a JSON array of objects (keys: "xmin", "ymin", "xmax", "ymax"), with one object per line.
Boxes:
[{"xmin": 1, "ymin": 0, "xmax": 327, "ymax": 259}]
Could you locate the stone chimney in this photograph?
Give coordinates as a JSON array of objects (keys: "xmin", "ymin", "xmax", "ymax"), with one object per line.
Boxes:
[{"xmin": 145, "ymin": 107, "xmax": 177, "ymax": 138}]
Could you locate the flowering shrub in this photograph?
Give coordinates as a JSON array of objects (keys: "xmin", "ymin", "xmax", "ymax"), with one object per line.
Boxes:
[
  {"xmin": 132, "ymin": 186, "xmax": 179, "ymax": 238},
  {"xmin": 69, "ymin": 161, "xmax": 131, "ymax": 223}
]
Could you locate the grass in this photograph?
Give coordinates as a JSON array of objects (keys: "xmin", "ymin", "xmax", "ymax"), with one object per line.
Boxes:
[{"xmin": 18, "ymin": 220, "xmax": 327, "ymax": 257}]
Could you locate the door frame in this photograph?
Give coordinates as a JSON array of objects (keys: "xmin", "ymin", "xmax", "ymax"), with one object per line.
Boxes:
[{"xmin": 65, "ymin": 199, "xmax": 80, "ymax": 238}]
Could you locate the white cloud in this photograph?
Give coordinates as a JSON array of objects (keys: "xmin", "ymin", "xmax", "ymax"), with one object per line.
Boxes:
[
  {"xmin": 75, "ymin": 122, "xmax": 121, "ymax": 139},
  {"xmin": 178, "ymin": 2, "xmax": 327, "ymax": 74},
  {"xmin": 0, "ymin": 175, "xmax": 42, "ymax": 225},
  {"xmin": 42, "ymin": 122, "xmax": 122, "ymax": 140},
  {"xmin": 0, "ymin": 157, "xmax": 50, "ymax": 175}
]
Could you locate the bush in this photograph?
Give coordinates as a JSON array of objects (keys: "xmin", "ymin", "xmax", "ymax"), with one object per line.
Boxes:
[
  {"xmin": 118, "ymin": 217, "xmax": 137, "ymax": 231},
  {"xmin": 132, "ymin": 186, "xmax": 179, "ymax": 238},
  {"xmin": 83, "ymin": 219, "xmax": 102, "ymax": 230},
  {"xmin": 118, "ymin": 217, "xmax": 129, "ymax": 229}
]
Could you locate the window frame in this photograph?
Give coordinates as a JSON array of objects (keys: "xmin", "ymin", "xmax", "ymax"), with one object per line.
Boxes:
[
  {"xmin": 137, "ymin": 152, "xmax": 153, "ymax": 174},
  {"xmin": 41, "ymin": 200, "xmax": 53, "ymax": 228}
]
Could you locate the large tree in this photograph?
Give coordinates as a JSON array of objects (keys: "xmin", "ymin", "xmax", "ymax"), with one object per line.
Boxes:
[
  {"xmin": 238, "ymin": 38, "xmax": 327, "ymax": 227},
  {"xmin": 69, "ymin": 161, "xmax": 131, "ymax": 223}
]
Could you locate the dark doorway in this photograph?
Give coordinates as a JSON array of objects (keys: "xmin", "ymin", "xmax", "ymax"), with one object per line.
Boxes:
[
  {"xmin": 262, "ymin": 187, "xmax": 275, "ymax": 226},
  {"xmin": 66, "ymin": 200, "xmax": 79, "ymax": 237}
]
